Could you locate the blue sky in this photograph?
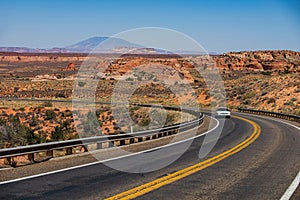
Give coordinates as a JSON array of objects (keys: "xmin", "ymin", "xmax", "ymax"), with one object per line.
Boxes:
[{"xmin": 0, "ymin": 0, "xmax": 299, "ymax": 53}]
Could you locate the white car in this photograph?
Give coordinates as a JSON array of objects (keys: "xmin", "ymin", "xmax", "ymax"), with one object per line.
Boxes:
[{"xmin": 216, "ymin": 107, "xmax": 231, "ymax": 118}]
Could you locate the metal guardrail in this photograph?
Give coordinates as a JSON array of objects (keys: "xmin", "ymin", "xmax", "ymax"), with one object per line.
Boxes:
[
  {"xmin": 0, "ymin": 105, "xmax": 203, "ymax": 165},
  {"xmin": 238, "ymin": 108, "xmax": 300, "ymax": 123}
]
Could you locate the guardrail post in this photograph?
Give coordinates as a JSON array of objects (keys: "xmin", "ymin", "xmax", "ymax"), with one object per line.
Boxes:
[
  {"xmin": 81, "ymin": 145, "xmax": 88, "ymax": 152},
  {"xmin": 66, "ymin": 147, "xmax": 73, "ymax": 155},
  {"xmin": 46, "ymin": 150, "xmax": 53, "ymax": 157},
  {"xmin": 97, "ymin": 143, "xmax": 102, "ymax": 149},
  {"xmin": 108, "ymin": 141, "xmax": 114, "ymax": 148},
  {"xmin": 28, "ymin": 153, "xmax": 35, "ymax": 163},
  {"xmin": 4, "ymin": 157, "xmax": 12, "ymax": 166},
  {"xmin": 238, "ymin": 108, "xmax": 299, "ymax": 123},
  {"xmin": 120, "ymin": 140, "xmax": 125, "ymax": 146},
  {"xmin": 130, "ymin": 138, "xmax": 134, "ymax": 144}
]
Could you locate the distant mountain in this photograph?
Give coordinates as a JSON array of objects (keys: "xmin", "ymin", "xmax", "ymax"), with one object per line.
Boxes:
[
  {"xmin": 0, "ymin": 37, "xmax": 212, "ymax": 54},
  {"xmin": 65, "ymin": 36, "xmax": 143, "ymax": 53}
]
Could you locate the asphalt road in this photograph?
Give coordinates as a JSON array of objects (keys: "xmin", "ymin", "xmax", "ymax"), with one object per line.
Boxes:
[{"xmin": 0, "ymin": 113, "xmax": 299, "ymax": 200}]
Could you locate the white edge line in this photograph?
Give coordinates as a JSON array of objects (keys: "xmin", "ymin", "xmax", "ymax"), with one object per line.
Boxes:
[
  {"xmin": 237, "ymin": 112, "xmax": 300, "ymax": 131},
  {"xmin": 0, "ymin": 116, "xmax": 219, "ymax": 185},
  {"xmin": 238, "ymin": 112, "xmax": 300, "ymax": 200},
  {"xmin": 280, "ymin": 171, "xmax": 300, "ymax": 200}
]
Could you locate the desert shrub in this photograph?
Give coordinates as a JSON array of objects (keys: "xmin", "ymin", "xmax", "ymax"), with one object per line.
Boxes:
[
  {"xmin": 243, "ymin": 100, "xmax": 250, "ymax": 105},
  {"xmin": 95, "ymin": 109, "xmax": 102, "ymax": 117},
  {"xmin": 261, "ymin": 82, "xmax": 269, "ymax": 88},
  {"xmin": 126, "ymin": 77, "xmax": 134, "ymax": 81},
  {"xmin": 261, "ymin": 91, "xmax": 268, "ymax": 96},
  {"xmin": 261, "ymin": 71, "xmax": 272, "ymax": 76},
  {"xmin": 0, "ymin": 114, "xmax": 39, "ymax": 147},
  {"xmin": 55, "ymin": 91, "xmax": 67, "ymax": 98},
  {"xmin": 51, "ymin": 126, "xmax": 64, "ymax": 141},
  {"xmin": 284, "ymin": 101, "xmax": 294, "ymax": 106},
  {"xmin": 290, "ymin": 97, "xmax": 297, "ymax": 102},
  {"xmin": 29, "ymin": 116, "xmax": 39, "ymax": 127},
  {"xmin": 43, "ymin": 101, "xmax": 53, "ymax": 107},
  {"xmin": 83, "ymin": 111, "xmax": 101, "ymax": 136},
  {"xmin": 78, "ymin": 81, "xmax": 86, "ymax": 87},
  {"xmin": 64, "ymin": 109, "xmax": 73, "ymax": 117},
  {"xmin": 243, "ymin": 92, "xmax": 255, "ymax": 100},
  {"xmin": 267, "ymin": 98, "xmax": 276, "ymax": 104},
  {"xmin": 138, "ymin": 118, "xmax": 150, "ymax": 127},
  {"xmin": 282, "ymin": 67, "xmax": 291, "ymax": 74},
  {"xmin": 104, "ymin": 127, "xmax": 110, "ymax": 134},
  {"xmin": 37, "ymin": 130, "xmax": 48, "ymax": 143},
  {"xmin": 50, "ymin": 119, "xmax": 75, "ymax": 141},
  {"xmin": 0, "ymin": 118, "xmax": 5, "ymax": 126},
  {"xmin": 45, "ymin": 110, "xmax": 57, "ymax": 120}
]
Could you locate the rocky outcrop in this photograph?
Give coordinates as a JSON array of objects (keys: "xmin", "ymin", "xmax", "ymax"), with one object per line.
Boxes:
[
  {"xmin": 214, "ymin": 50, "xmax": 300, "ymax": 72},
  {"xmin": 66, "ymin": 62, "xmax": 75, "ymax": 71}
]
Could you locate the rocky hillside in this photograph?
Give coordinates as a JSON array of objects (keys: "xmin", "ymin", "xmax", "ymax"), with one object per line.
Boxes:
[
  {"xmin": 0, "ymin": 50, "xmax": 299, "ymax": 115},
  {"xmin": 225, "ymin": 73, "xmax": 300, "ymax": 115},
  {"xmin": 215, "ymin": 50, "xmax": 299, "ymax": 72}
]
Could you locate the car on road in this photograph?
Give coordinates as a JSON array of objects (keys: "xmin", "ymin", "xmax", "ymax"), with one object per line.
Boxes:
[{"xmin": 216, "ymin": 107, "xmax": 231, "ymax": 118}]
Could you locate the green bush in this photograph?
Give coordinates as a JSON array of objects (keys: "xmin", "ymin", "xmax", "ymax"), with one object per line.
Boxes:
[
  {"xmin": 284, "ymin": 101, "xmax": 294, "ymax": 106},
  {"xmin": 267, "ymin": 98, "xmax": 276, "ymax": 104},
  {"xmin": 243, "ymin": 92, "xmax": 255, "ymax": 100},
  {"xmin": 83, "ymin": 111, "xmax": 101, "ymax": 136},
  {"xmin": 290, "ymin": 97, "xmax": 297, "ymax": 102},
  {"xmin": 50, "ymin": 119, "xmax": 75, "ymax": 141},
  {"xmin": 55, "ymin": 91, "xmax": 67, "ymax": 98},
  {"xmin": 45, "ymin": 110, "xmax": 57, "ymax": 120},
  {"xmin": 261, "ymin": 71, "xmax": 272, "ymax": 75},
  {"xmin": 51, "ymin": 126, "xmax": 64, "ymax": 141},
  {"xmin": 78, "ymin": 81, "xmax": 86, "ymax": 87},
  {"xmin": 0, "ymin": 114, "xmax": 40, "ymax": 147},
  {"xmin": 43, "ymin": 101, "xmax": 53, "ymax": 107},
  {"xmin": 29, "ymin": 116, "xmax": 39, "ymax": 127}
]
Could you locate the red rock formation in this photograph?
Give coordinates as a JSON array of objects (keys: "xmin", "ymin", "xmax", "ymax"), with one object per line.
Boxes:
[
  {"xmin": 214, "ymin": 50, "xmax": 299, "ymax": 72},
  {"xmin": 0, "ymin": 50, "xmax": 298, "ymax": 72},
  {"xmin": 66, "ymin": 62, "xmax": 75, "ymax": 71}
]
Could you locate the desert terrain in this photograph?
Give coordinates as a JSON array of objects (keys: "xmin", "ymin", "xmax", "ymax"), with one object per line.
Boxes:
[{"xmin": 0, "ymin": 50, "xmax": 299, "ymax": 148}]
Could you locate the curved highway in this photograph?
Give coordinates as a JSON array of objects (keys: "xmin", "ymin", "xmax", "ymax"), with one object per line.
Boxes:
[{"xmin": 0, "ymin": 113, "xmax": 299, "ymax": 200}]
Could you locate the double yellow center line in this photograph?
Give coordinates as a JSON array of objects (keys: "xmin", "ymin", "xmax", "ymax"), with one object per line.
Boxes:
[{"xmin": 106, "ymin": 116, "xmax": 261, "ymax": 200}]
